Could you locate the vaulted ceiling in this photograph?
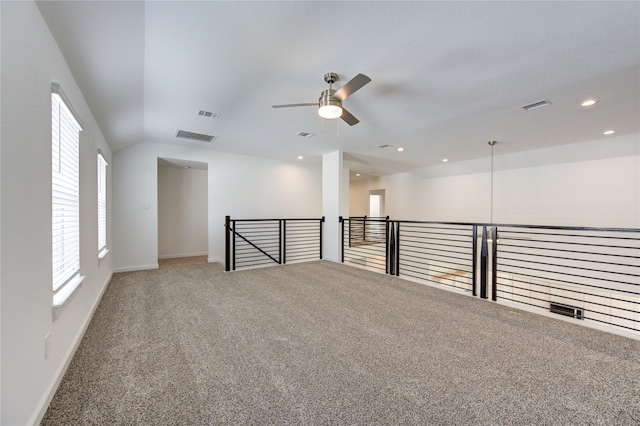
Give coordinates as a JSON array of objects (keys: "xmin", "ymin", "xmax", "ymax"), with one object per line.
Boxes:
[{"xmin": 37, "ymin": 1, "xmax": 640, "ymax": 177}]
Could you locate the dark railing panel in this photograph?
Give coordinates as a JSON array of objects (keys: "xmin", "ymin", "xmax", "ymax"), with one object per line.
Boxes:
[
  {"xmin": 342, "ymin": 217, "xmax": 387, "ymax": 273},
  {"xmin": 494, "ymin": 226, "xmax": 640, "ymax": 332},
  {"xmin": 397, "ymin": 222, "xmax": 475, "ymax": 293},
  {"xmin": 225, "ymin": 216, "xmax": 323, "ymax": 271},
  {"xmin": 339, "ymin": 217, "xmax": 639, "ymax": 336},
  {"xmin": 285, "ymin": 219, "xmax": 323, "ymax": 263},
  {"xmin": 233, "ymin": 219, "xmax": 281, "ymax": 269}
]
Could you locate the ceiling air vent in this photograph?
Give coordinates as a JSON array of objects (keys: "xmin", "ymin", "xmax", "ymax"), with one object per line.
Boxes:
[
  {"xmin": 297, "ymin": 131, "xmax": 315, "ymax": 138},
  {"xmin": 378, "ymin": 144, "xmax": 392, "ymax": 149},
  {"xmin": 522, "ymin": 99, "xmax": 551, "ymax": 111},
  {"xmin": 175, "ymin": 130, "xmax": 217, "ymax": 143},
  {"xmin": 197, "ymin": 110, "xmax": 221, "ymax": 119}
]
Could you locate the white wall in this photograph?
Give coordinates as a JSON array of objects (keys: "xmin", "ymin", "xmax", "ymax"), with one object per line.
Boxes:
[
  {"xmin": 350, "ymin": 136, "xmax": 640, "ymax": 228},
  {"xmin": 158, "ymin": 165, "xmax": 208, "ymax": 259},
  {"xmin": 113, "ymin": 142, "xmax": 322, "ymax": 271},
  {"xmin": 1, "ymin": 2, "xmax": 113, "ymax": 424}
]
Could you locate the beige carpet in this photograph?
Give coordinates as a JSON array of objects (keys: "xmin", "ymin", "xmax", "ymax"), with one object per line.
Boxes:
[{"xmin": 42, "ymin": 259, "xmax": 640, "ymax": 425}]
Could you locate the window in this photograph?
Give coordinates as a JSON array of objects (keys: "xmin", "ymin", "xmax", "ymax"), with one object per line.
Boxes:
[
  {"xmin": 52, "ymin": 84, "xmax": 83, "ymax": 306},
  {"xmin": 97, "ymin": 152, "xmax": 107, "ymax": 257}
]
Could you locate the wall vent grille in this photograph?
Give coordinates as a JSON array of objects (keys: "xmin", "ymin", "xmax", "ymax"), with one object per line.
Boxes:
[
  {"xmin": 550, "ymin": 303, "xmax": 584, "ymax": 320},
  {"xmin": 522, "ymin": 100, "xmax": 551, "ymax": 111},
  {"xmin": 197, "ymin": 110, "xmax": 221, "ymax": 119},
  {"xmin": 175, "ymin": 130, "xmax": 217, "ymax": 143}
]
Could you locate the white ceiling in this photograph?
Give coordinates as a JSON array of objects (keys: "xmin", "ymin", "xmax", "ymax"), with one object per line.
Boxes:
[{"xmin": 37, "ymin": 1, "xmax": 640, "ymax": 177}]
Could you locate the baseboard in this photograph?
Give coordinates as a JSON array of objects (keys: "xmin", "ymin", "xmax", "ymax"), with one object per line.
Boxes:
[
  {"xmin": 113, "ymin": 263, "xmax": 159, "ymax": 273},
  {"xmin": 208, "ymin": 256, "xmax": 222, "ymax": 264},
  {"xmin": 158, "ymin": 252, "xmax": 208, "ymax": 260},
  {"xmin": 32, "ymin": 271, "xmax": 113, "ymax": 425}
]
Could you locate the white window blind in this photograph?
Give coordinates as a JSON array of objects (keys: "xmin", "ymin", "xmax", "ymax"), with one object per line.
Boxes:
[
  {"xmin": 97, "ymin": 152, "xmax": 107, "ymax": 254},
  {"xmin": 52, "ymin": 87, "xmax": 82, "ymax": 293}
]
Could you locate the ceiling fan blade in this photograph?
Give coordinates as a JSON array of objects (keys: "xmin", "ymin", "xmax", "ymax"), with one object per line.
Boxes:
[
  {"xmin": 272, "ymin": 102, "xmax": 317, "ymax": 108},
  {"xmin": 333, "ymin": 73, "xmax": 371, "ymax": 101},
  {"xmin": 340, "ymin": 108, "xmax": 360, "ymax": 126}
]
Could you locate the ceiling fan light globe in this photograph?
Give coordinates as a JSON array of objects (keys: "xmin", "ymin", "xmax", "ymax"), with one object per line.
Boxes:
[{"xmin": 318, "ymin": 104, "xmax": 343, "ymax": 119}]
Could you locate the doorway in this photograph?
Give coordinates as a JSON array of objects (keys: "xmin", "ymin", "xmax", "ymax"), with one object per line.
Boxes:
[
  {"xmin": 157, "ymin": 158, "xmax": 208, "ymax": 260},
  {"xmin": 369, "ymin": 189, "xmax": 385, "ymax": 218}
]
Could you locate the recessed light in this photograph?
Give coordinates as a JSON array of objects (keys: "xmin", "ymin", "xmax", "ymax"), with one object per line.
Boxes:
[
  {"xmin": 442, "ymin": 158, "xmax": 449, "ymax": 162},
  {"xmin": 397, "ymin": 147, "xmax": 404, "ymax": 152},
  {"xmin": 297, "ymin": 155, "xmax": 304, "ymax": 160},
  {"xmin": 356, "ymin": 173, "xmax": 361, "ymax": 177},
  {"xmin": 603, "ymin": 130, "xmax": 615, "ymax": 135},
  {"xmin": 581, "ymin": 99, "xmax": 598, "ymax": 107}
]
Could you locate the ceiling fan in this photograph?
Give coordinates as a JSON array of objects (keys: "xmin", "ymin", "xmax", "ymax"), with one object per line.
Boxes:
[{"xmin": 272, "ymin": 72, "xmax": 371, "ymax": 126}]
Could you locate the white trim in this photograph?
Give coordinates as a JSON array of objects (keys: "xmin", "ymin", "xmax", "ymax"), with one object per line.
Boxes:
[
  {"xmin": 51, "ymin": 82, "xmax": 84, "ymax": 129},
  {"xmin": 113, "ymin": 264, "xmax": 159, "ymax": 273},
  {"xmin": 98, "ymin": 248, "xmax": 109, "ymax": 260},
  {"xmin": 52, "ymin": 275, "xmax": 85, "ymax": 321},
  {"xmin": 157, "ymin": 252, "xmax": 208, "ymax": 260},
  {"xmin": 33, "ymin": 272, "xmax": 113, "ymax": 425}
]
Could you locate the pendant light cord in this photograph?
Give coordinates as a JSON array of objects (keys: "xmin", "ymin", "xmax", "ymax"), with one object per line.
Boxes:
[{"xmin": 489, "ymin": 141, "xmax": 496, "ymax": 224}]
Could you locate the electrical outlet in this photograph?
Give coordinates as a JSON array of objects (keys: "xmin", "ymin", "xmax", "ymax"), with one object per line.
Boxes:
[{"xmin": 45, "ymin": 333, "xmax": 51, "ymax": 359}]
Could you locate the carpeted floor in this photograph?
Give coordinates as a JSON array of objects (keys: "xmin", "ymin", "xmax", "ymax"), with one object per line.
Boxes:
[{"xmin": 42, "ymin": 258, "xmax": 640, "ymax": 425}]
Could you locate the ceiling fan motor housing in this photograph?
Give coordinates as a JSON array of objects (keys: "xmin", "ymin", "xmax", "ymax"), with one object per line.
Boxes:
[{"xmin": 319, "ymin": 89, "xmax": 341, "ymax": 108}]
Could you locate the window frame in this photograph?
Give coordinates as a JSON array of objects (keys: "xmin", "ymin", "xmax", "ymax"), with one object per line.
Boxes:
[
  {"xmin": 97, "ymin": 151, "xmax": 108, "ymax": 258},
  {"xmin": 51, "ymin": 83, "xmax": 84, "ymax": 310}
]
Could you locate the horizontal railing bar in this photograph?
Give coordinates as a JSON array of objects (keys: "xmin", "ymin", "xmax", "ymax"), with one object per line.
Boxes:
[
  {"xmin": 498, "ymin": 243, "xmax": 639, "ymax": 260},
  {"xmin": 504, "ymin": 275, "xmax": 640, "ymax": 296},
  {"xmin": 498, "ymin": 255, "xmax": 639, "ymax": 278},
  {"xmin": 404, "ymin": 256, "xmax": 471, "ymax": 266},
  {"xmin": 345, "ymin": 218, "xmax": 640, "ymax": 233},
  {"xmin": 499, "ymin": 261, "xmax": 638, "ymax": 286},
  {"xmin": 233, "ymin": 218, "xmax": 322, "ymax": 222},
  {"xmin": 498, "ymin": 229, "xmax": 640, "ymax": 240},
  {"xmin": 498, "ymin": 238, "xmax": 639, "ymax": 251},
  {"xmin": 500, "ymin": 270, "xmax": 640, "ymax": 295},
  {"xmin": 401, "ymin": 228, "xmax": 473, "ymax": 236}
]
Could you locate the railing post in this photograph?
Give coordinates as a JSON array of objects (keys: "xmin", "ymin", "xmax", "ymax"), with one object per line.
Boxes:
[
  {"xmin": 471, "ymin": 225, "xmax": 477, "ymax": 296},
  {"xmin": 491, "ymin": 226, "xmax": 498, "ymax": 301},
  {"xmin": 232, "ymin": 219, "xmax": 237, "ymax": 271},
  {"xmin": 480, "ymin": 225, "xmax": 488, "ymax": 299},
  {"xmin": 385, "ymin": 219, "xmax": 390, "ymax": 273},
  {"xmin": 339, "ymin": 216, "xmax": 344, "ymax": 262},
  {"xmin": 395, "ymin": 221, "xmax": 400, "ymax": 276},
  {"xmin": 320, "ymin": 217, "xmax": 325, "ymax": 260},
  {"xmin": 388, "ymin": 221, "xmax": 396, "ymax": 275},
  {"xmin": 280, "ymin": 219, "xmax": 285, "ymax": 264},
  {"xmin": 363, "ymin": 215, "xmax": 367, "ymax": 242},
  {"xmin": 225, "ymin": 215, "xmax": 231, "ymax": 272}
]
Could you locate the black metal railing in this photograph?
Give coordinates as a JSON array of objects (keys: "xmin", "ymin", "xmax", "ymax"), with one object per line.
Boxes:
[
  {"xmin": 340, "ymin": 216, "xmax": 389, "ymax": 272},
  {"xmin": 340, "ymin": 217, "xmax": 639, "ymax": 334},
  {"xmin": 347, "ymin": 216, "xmax": 388, "ymax": 245},
  {"xmin": 225, "ymin": 216, "xmax": 324, "ymax": 271},
  {"xmin": 494, "ymin": 225, "xmax": 640, "ymax": 332}
]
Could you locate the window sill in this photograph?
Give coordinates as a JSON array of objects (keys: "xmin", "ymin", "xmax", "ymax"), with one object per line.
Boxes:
[
  {"xmin": 98, "ymin": 248, "xmax": 109, "ymax": 262},
  {"xmin": 52, "ymin": 274, "xmax": 85, "ymax": 321}
]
